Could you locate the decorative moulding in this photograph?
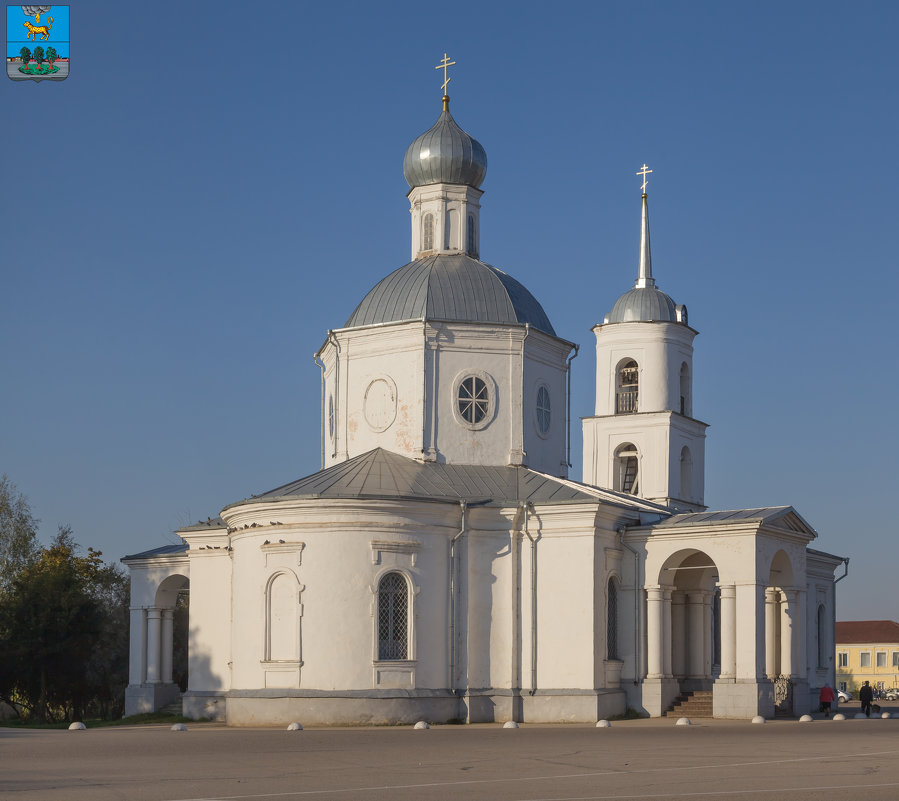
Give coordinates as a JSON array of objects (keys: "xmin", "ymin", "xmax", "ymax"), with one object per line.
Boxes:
[
  {"xmin": 261, "ymin": 541, "xmax": 305, "ymax": 567},
  {"xmin": 371, "ymin": 540, "xmax": 421, "ymax": 566}
]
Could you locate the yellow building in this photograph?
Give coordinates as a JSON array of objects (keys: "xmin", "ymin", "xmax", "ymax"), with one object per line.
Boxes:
[{"xmin": 835, "ymin": 620, "xmax": 899, "ymax": 694}]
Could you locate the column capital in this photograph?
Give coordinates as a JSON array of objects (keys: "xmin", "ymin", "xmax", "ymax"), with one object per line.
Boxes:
[
  {"xmin": 716, "ymin": 583, "xmax": 737, "ymax": 599},
  {"xmin": 146, "ymin": 607, "xmax": 163, "ymax": 620}
]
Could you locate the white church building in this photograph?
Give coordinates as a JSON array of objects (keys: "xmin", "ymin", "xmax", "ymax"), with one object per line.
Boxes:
[{"xmin": 123, "ymin": 78, "xmax": 845, "ymax": 725}]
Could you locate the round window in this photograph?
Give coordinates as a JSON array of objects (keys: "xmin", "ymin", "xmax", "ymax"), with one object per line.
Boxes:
[
  {"xmin": 458, "ymin": 376, "xmax": 489, "ymax": 424},
  {"xmin": 536, "ymin": 385, "xmax": 551, "ymax": 435}
]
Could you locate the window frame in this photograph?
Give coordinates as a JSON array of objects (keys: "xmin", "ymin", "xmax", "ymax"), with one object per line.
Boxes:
[
  {"xmin": 876, "ymin": 651, "xmax": 887, "ymax": 668},
  {"xmin": 451, "ymin": 370, "xmax": 497, "ymax": 431},
  {"xmin": 859, "ymin": 651, "xmax": 871, "ymax": 668},
  {"xmin": 534, "ymin": 383, "xmax": 551, "ymax": 438},
  {"xmin": 373, "ymin": 570, "xmax": 415, "ymax": 663},
  {"xmin": 837, "ymin": 651, "xmax": 848, "ymax": 668},
  {"xmin": 422, "ymin": 212, "xmax": 434, "ymax": 252}
]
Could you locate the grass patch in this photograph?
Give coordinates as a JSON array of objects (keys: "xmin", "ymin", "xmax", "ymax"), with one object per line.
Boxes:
[
  {"xmin": 608, "ymin": 708, "xmax": 645, "ymax": 720},
  {"xmin": 18, "ymin": 64, "xmax": 59, "ymax": 75}
]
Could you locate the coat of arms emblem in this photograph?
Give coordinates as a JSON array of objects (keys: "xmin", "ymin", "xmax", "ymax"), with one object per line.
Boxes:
[{"xmin": 7, "ymin": 5, "xmax": 69, "ymax": 82}]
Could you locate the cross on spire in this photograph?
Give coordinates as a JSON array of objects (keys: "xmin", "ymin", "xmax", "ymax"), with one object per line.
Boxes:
[
  {"xmin": 636, "ymin": 163, "xmax": 653, "ymax": 195},
  {"xmin": 435, "ymin": 53, "xmax": 456, "ymax": 97}
]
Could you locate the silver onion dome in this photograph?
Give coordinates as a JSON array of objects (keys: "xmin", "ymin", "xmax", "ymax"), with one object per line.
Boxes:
[
  {"xmin": 606, "ymin": 286, "xmax": 678, "ymax": 323},
  {"xmin": 403, "ymin": 98, "xmax": 487, "ymax": 189}
]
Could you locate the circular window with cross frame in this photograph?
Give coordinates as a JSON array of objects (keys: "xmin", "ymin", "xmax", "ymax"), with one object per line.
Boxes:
[{"xmin": 452, "ymin": 370, "xmax": 496, "ymax": 431}]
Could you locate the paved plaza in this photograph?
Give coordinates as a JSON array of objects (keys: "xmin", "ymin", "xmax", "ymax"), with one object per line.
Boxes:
[{"xmin": 1, "ymin": 712, "xmax": 898, "ymax": 801}]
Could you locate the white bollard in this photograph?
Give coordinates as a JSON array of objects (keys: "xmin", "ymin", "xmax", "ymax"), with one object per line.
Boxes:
[
  {"xmin": 832, "ymin": 713, "xmax": 846, "ymax": 720},
  {"xmin": 675, "ymin": 717, "xmax": 691, "ymax": 726},
  {"xmin": 503, "ymin": 721, "xmax": 519, "ymax": 728},
  {"xmin": 171, "ymin": 723, "xmax": 187, "ymax": 731},
  {"xmin": 68, "ymin": 722, "xmax": 86, "ymax": 731},
  {"xmin": 596, "ymin": 719, "xmax": 611, "ymax": 728},
  {"xmin": 799, "ymin": 714, "xmax": 813, "ymax": 722},
  {"xmin": 413, "ymin": 721, "xmax": 429, "ymax": 729},
  {"xmin": 881, "ymin": 712, "xmax": 891, "ymax": 719},
  {"xmin": 751, "ymin": 716, "xmax": 766, "ymax": 724},
  {"xmin": 286, "ymin": 722, "xmax": 303, "ymax": 731}
]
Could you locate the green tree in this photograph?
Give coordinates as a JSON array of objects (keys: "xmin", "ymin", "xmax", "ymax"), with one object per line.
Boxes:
[
  {"xmin": 33, "ymin": 46, "xmax": 44, "ymax": 67},
  {"xmin": 0, "ymin": 527, "xmax": 104, "ymax": 721},
  {"xmin": 45, "ymin": 46, "xmax": 57, "ymax": 67},
  {"xmin": 19, "ymin": 46, "xmax": 31, "ymax": 65},
  {"xmin": 0, "ymin": 475, "xmax": 39, "ymax": 593}
]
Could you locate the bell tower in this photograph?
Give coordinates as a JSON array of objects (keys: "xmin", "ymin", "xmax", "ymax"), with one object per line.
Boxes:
[{"xmin": 582, "ymin": 168, "xmax": 707, "ymax": 510}]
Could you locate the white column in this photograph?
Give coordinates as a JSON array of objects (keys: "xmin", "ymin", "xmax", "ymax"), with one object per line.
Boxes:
[
  {"xmin": 688, "ymin": 592, "xmax": 705, "ymax": 677},
  {"xmin": 702, "ymin": 591, "xmax": 713, "ymax": 675},
  {"xmin": 718, "ymin": 584, "xmax": 737, "ymax": 678},
  {"xmin": 735, "ymin": 582, "xmax": 766, "ymax": 679},
  {"xmin": 146, "ymin": 608, "xmax": 162, "ymax": 684},
  {"xmin": 646, "ymin": 587, "xmax": 664, "ymax": 678},
  {"xmin": 671, "ymin": 591, "xmax": 686, "ymax": 676},
  {"xmin": 161, "ymin": 608, "xmax": 175, "ymax": 684},
  {"xmin": 662, "ymin": 588, "xmax": 673, "ymax": 677},
  {"xmin": 780, "ymin": 589, "xmax": 797, "ymax": 678},
  {"xmin": 794, "ymin": 590, "xmax": 807, "ymax": 679},
  {"xmin": 765, "ymin": 588, "xmax": 779, "ymax": 678},
  {"xmin": 128, "ymin": 607, "xmax": 147, "ymax": 685}
]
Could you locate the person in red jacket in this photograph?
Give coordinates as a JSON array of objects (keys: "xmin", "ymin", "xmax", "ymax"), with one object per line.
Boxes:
[{"xmin": 819, "ymin": 683, "xmax": 835, "ymax": 717}]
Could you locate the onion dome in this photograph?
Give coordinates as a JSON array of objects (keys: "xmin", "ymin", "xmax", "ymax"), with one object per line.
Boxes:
[
  {"xmin": 345, "ymin": 253, "xmax": 555, "ymax": 336},
  {"xmin": 403, "ymin": 97, "xmax": 487, "ymax": 189},
  {"xmin": 605, "ymin": 189, "xmax": 686, "ymax": 325}
]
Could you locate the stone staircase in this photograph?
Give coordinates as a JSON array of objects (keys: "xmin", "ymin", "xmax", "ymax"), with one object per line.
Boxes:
[
  {"xmin": 664, "ymin": 690, "xmax": 713, "ymax": 718},
  {"xmin": 159, "ymin": 696, "xmax": 183, "ymax": 716}
]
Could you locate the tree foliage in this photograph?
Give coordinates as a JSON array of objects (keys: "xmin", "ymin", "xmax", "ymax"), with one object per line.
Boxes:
[
  {"xmin": 0, "ymin": 505, "xmax": 130, "ymax": 722},
  {"xmin": 0, "ymin": 475, "xmax": 39, "ymax": 593},
  {"xmin": 19, "ymin": 46, "xmax": 31, "ymax": 64}
]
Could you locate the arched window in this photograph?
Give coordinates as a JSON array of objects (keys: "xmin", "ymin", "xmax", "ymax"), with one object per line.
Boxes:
[
  {"xmin": 614, "ymin": 442, "xmax": 639, "ymax": 495},
  {"xmin": 458, "ymin": 375, "xmax": 489, "ymax": 424},
  {"xmin": 607, "ymin": 578, "xmax": 618, "ymax": 660},
  {"xmin": 536, "ymin": 385, "xmax": 551, "ymax": 435},
  {"xmin": 467, "ymin": 214, "xmax": 477, "ymax": 256},
  {"xmin": 265, "ymin": 572, "xmax": 300, "ymax": 662},
  {"xmin": 817, "ymin": 604, "xmax": 827, "ymax": 668},
  {"xmin": 444, "ymin": 208, "xmax": 457, "ymax": 250},
  {"xmin": 680, "ymin": 446, "xmax": 693, "ymax": 501},
  {"xmin": 422, "ymin": 213, "xmax": 434, "ymax": 252},
  {"xmin": 680, "ymin": 362, "xmax": 690, "ymax": 416},
  {"xmin": 616, "ymin": 360, "xmax": 638, "ymax": 414},
  {"xmin": 377, "ymin": 572, "xmax": 409, "ymax": 660}
]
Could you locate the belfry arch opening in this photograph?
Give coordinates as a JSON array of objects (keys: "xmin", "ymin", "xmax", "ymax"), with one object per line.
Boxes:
[
  {"xmin": 614, "ymin": 442, "xmax": 640, "ymax": 495},
  {"xmin": 616, "ymin": 359, "xmax": 639, "ymax": 414}
]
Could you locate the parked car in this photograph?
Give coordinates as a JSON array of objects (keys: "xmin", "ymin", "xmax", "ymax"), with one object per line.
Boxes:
[
  {"xmin": 837, "ymin": 690, "xmax": 852, "ymax": 702},
  {"xmin": 884, "ymin": 688, "xmax": 899, "ymax": 701}
]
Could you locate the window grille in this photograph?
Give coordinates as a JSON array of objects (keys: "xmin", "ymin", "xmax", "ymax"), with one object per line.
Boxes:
[
  {"xmin": 607, "ymin": 579, "xmax": 618, "ymax": 659},
  {"xmin": 536, "ymin": 386, "xmax": 551, "ymax": 435},
  {"xmin": 378, "ymin": 572, "xmax": 408, "ymax": 660},
  {"xmin": 616, "ymin": 361, "xmax": 638, "ymax": 414},
  {"xmin": 422, "ymin": 213, "xmax": 434, "ymax": 252},
  {"xmin": 458, "ymin": 376, "xmax": 489, "ymax": 424}
]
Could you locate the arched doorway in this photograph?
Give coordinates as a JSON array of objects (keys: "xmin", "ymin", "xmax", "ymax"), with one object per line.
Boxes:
[{"xmin": 766, "ymin": 550, "xmax": 798, "ymax": 715}]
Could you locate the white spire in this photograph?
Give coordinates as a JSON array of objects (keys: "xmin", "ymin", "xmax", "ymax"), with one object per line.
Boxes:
[{"xmin": 635, "ymin": 191, "xmax": 655, "ymax": 289}]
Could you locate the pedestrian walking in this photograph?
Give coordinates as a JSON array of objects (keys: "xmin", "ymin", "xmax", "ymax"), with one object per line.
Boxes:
[{"xmin": 859, "ymin": 680, "xmax": 874, "ymax": 717}]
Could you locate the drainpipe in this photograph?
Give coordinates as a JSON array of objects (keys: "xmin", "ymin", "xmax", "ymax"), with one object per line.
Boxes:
[
  {"xmin": 832, "ymin": 558, "xmax": 849, "ymax": 692},
  {"xmin": 566, "ymin": 344, "xmax": 579, "ymax": 469},
  {"xmin": 517, "ymin": 324, "xmax": 530, "ymax": 464},
  {"xmin": 619, "ymin": 527, "xmax": 642, "ymax": 684},
  {"xmin": 313, "ymin": 350, "xmax": 326, "ymax": 470},
  {"xmin": 327, "ymin": 331, "xmax": 340, "ymax": 459},
  {"xmin": 449, "ymin": 501, "xmax": 467, "ymax": 693},
  {"xmin": 522, "ymin": 502, "xmax": 538, "ymax": 695}
]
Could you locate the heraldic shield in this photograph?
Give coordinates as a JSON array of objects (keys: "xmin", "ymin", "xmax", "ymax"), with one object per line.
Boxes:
[{"xmin": 7, "ymin": 5, "xmax": 69, "ymax": 82}]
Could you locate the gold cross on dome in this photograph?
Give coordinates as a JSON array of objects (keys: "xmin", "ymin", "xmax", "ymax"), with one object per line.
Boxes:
[
  {"xmin": 636, "ymin": 163, "xmax": 653, "ymax": 194},
  {"xmin": 435, "ymin": 53, "xmax": 456, "ymax": 96}
]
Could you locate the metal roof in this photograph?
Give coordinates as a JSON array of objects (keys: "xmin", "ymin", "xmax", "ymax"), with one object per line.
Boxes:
[
  {"xmin": 121, "ymin": 542, "xmax": 188, "ymax": 562},
  {"xmin": 403, "ymin": 103, "xmax": 487, "ymax": 189},
  {"xmin": 344, "ymin": 254, "xmax": 556, "ymax": 336},
  {"xmin": 231, "ymin": 448, "xmax": 658, "ymax": 512},
  {"xmin": 835, "ymin": 620, "xmax": 899, "ymax": 645},
  {"xmin": 607, "ymin": 285, "xmax": 678, "ymax": 323},
  {"xmin": 651, "ymin": 506, "xmax": 817, "ymax": 536}
]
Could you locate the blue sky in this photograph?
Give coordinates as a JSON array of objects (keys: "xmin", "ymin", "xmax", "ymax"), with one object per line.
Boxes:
[{"xmin": 1, "ymin": 1, "xmax": 896, "ymax": 621}]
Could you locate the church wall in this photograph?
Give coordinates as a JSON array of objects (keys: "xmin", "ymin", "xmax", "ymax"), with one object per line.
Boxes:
[
  {"xmin": 521, "ymin": 332, "xmax": 571, "ymax": 477},
  {"xmin": 323, "ymin": 323, "xmax": 425, "ymax": 466},
  {"xmin": 185, "ymin": 550, "xmax": 233, "ymax": 696}
]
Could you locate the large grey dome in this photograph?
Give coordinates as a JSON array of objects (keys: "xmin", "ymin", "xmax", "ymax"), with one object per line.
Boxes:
[
  {"xmin": 345, "ymin": 254, "xmax": 555, "ymax": 335},
  {"xmin": 403, "ymin": 103, "xmax": 487, "ymax": 189},
  {"xmin": 607, "ymin": 286, "xmax": 678, "ymax": 323}
]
